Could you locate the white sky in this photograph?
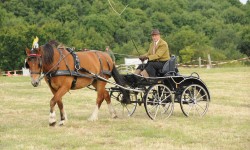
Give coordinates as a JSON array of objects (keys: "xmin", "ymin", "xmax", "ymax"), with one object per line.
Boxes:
[{"xmin": 239, "ymin": 0, "xmax": 247, "ymax": 4}]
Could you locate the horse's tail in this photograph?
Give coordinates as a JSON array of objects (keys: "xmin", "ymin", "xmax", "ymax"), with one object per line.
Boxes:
[
  {"xmin": 111, "ymin": 65, "xmax": 125, "ymax": 86},
  {"xmin": 111, "ymin": 65, "xmax": 130, "ymax": 103}
]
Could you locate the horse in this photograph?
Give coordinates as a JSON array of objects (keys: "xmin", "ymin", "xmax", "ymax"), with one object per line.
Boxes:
[{"xmin": 25, "ymin": 40, "xmax": 128, "ymax": 126}]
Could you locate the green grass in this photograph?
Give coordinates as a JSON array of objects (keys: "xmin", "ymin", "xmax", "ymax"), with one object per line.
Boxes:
[{"xmin": 0, "ymin": 67, "xmax": 250, "ymax": 150}]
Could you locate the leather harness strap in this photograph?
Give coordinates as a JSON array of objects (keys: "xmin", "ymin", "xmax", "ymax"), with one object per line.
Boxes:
[
  {"xmin": 45, "ymin": 49, "xmax": 112, "ymax": 90},
  {"xmin": 94, "ymin": 51, "xmax": 112, "ymax": 77},
  {"xmin": 66, "ymin": 48, "xmax": 79, "ymax": 89}
]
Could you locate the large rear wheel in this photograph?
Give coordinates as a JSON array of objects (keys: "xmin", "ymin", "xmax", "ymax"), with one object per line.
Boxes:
[
  {"xmin": 144, "ymin": 84, "xmax": 174, "ymax": 120},
  {"xmin": 180, "ymin": 84, "xmax": 209, "ymax": 117}
]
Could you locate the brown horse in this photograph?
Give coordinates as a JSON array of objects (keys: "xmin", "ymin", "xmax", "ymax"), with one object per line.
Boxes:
[{"xmin": 25, "ymin": 41, "xmax": 127, "ymax": 126}]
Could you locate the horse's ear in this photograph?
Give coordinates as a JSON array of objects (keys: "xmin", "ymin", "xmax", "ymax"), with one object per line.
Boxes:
[{"xmin": 25, "ymin": 48, "xmax": 31, "ymax": 55}]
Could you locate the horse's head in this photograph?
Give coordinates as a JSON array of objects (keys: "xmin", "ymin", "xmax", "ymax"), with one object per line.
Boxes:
[{"xmin": 25, "ymin": 47, "xmax": 43, "ymax": 87}]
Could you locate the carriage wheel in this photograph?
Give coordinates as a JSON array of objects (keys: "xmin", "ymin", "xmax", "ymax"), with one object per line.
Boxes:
[
  {"xmin": 180, "ymin": 84, "xmax": 209, "ymax": 117},
  {"xmin": 144, "ymin": 84, "xmax": 174, "ymax": 120},
  {"xmin": 110, "ymin": 90, "xmax": 137, "ymax": 117}
]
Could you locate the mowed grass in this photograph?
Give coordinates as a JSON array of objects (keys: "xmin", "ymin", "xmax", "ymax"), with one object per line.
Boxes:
[{"xmin": 0, "ymin": 67, "xmax": 249, "ymax": 150}]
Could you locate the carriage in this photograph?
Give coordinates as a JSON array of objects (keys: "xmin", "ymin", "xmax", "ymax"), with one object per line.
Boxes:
[
  {"xmin": 108, "ymin": 56, "xmax": 210, "ymax": 120},
  {"xmin": 25, "ymin": 40, "xmax": 210, "ymax": 126}
]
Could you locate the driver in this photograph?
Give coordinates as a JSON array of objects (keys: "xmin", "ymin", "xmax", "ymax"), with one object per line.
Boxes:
[{"xmin": 135, "ymin": 29, "xmax": 170, "ymax": 77}]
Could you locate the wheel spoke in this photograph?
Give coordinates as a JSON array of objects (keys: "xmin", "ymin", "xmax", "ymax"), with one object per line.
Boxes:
[
  {"xmin": 196, "ymin": 94, "xmax": 207, "ymax": 101},
  {"xmin": 187, "ymin": 90, "xmax": 194, "ymax": 99},
  {"xmin": 196, "ymin": 103, "xmax": 206, "ymax": 112},
  {"xmin": 159, "ymin": 86, "xmax": 166, "ymax": 100},
  {"xmin": 193, "ymin": 86, "xmax": 197, "ymax": 98},
  {"xmin": 194, "ymin": 104, "xmax": 203, "ymax": 117},
  {"xmin": 148, "ymin": 104, "xmax": 158, "ymax": 112},
  {"xmin": 153, "ymin": 105, "xmax": 160, "ymax": 120},
  {"xmin": 187, "ymin": 104, "xmax": 194, "ymax": 116},
  {"xmin": 161, "ymin": 103, "xmax": 171, "ymax": 113},
  {"xmin": 195, "ymin": 88, "xmax": 202, "ymax": 98},
  {"xmin": 158, "ymin": 93, "xmax": 170, "ymax": 104}
]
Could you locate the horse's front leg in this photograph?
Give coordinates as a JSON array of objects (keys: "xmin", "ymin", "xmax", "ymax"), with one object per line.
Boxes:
[
  {"xmin": 49, "ymin": 97, "xmax": 57, "ymax": 126},
  {"xmin": 57, "ymin": 98, "xmax": 67, "ymax": 126},
  {"xmin": 49, "ymin": 86, "xmax": 69, "ymax": 126}
]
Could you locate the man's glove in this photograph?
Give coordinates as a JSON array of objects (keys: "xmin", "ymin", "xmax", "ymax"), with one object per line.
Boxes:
[{"xmin": 139, "ymin": 56, "xmax": 148, "ymax": 61}]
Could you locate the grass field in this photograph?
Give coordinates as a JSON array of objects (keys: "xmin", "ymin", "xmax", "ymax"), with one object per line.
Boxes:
[{"xmin": 0, "ymin": 67, "xmax": 249, "ymax": 150}]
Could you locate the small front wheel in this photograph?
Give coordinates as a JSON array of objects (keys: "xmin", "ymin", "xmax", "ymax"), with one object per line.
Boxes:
[
  {"xmin": 110, "ymin": 90, "xmax": 137, "ymax": 117},
  {"xmin": 144, "ymin": 84, "xmax": 174, "ymax": 120},
  {"xmin": 180, "ymin": 84, "xmax": 209, "ymax": 117}
]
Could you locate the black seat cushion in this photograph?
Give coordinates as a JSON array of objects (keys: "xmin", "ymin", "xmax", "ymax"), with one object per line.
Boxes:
[{"xmin": 157, "ymin": 55, "xmax": 179, "ymax": 76}]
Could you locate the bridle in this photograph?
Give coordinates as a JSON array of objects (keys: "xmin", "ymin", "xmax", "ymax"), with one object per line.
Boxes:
[
  {"xmin": 26, "ymin": 47, "xmax": 72, "ymax": 84},
  {"xmin": 26, "ymin": 53, "xmax": 43, "ymax": 75}
]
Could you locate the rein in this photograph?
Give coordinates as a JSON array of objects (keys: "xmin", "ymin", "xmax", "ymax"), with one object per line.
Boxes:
[{"xmin": 36, "ymin": 50, "xmax": 71, "ymax": 83}]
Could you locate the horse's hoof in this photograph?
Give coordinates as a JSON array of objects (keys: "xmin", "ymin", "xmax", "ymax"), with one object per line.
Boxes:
[
  {"xmin": 49, "ymin": 122, "xmax": 56, "ymax": 126},
  {"xmin": 113, "ymin": 115, "xmax": 118, "ymax": 119},
  {"xmin": 112, "ymin": 114, "xmax": 118, "ymax": 119},
  {"xmin": 58, "ymin": 120, "xmax": 65, "ymax": 126},
  {"xmin": 88, "ymin": 117, "xmax": 98, "ymax": 121}
]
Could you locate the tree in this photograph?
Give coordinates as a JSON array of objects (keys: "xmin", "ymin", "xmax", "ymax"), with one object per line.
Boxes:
[
  {"xmin": 179, "ymin": 46, "xmax": 195, "ymax": 63},
  {"xmin": 223, "ymin": 6, "xmax": 246, "ymax": 24},
  {"xmin": 0, "ymin": 0, "xmax": 249, "ymax": 70},
  {"xmin": 53, "ymin": 4, "xmax": 78, "ymax": 24},
  {"xmin": 150, "ymin": 12, "xmax": 176, "ymax": 35},
  {"xmin": 237, "ymin": 26, "xmax": 250, "ymax": 56},
  {"xmin": 0, "ymin": 25, "xmax": 28, "ymax": 70},
  {"xmin": 167, "ymin": 26, "xmax": 209, "ymax": 55}
]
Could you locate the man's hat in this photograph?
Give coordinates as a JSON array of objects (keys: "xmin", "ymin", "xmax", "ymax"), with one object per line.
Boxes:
[{"xmin": 151, "ymin": 29, "xmax": 160, "ymax": 35}]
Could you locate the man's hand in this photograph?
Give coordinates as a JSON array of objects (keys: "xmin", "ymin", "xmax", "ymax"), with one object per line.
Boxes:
[{"xmin": 139, "ymin": 56, "xmax": 148, "ymax": 61}]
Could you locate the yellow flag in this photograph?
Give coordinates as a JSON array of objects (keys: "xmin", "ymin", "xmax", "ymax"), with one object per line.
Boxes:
[{"xmin": 32, "ymin": 36, "xmax": 39, "ymax": 48}]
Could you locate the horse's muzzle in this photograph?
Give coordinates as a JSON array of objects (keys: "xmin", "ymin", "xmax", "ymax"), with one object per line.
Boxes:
[{"xmin": 31, "ymin": 79, "xmax": 40, "ymax": 87}]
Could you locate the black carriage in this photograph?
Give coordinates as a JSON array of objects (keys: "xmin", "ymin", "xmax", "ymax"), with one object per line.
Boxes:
[{"xmin": 109, "ymin": 56, "xmax": 211, "ymax": 120}]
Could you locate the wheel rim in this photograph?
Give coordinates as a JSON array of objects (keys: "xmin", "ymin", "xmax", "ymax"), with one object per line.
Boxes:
[
  {"xmin": 144, "ymin": 84, "xmax": 174, "ymax": 120},
  {"xmin": 110, "ymin": 91, "xmax": 137, "ymax": 117},
  {"xmin": 180, "ymin": 84, "xmax": 209, "ymax": 117}
]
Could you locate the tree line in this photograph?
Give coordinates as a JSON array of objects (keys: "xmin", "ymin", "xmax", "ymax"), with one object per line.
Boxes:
[{"xmin": 0, "ymin": 0, "xmax": 249, "ymax": 70}]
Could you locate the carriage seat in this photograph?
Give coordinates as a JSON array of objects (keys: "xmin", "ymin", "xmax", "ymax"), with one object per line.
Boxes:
[{"xmin": 157, "ymin": 55, "xmax": 179, "ymax": 77}]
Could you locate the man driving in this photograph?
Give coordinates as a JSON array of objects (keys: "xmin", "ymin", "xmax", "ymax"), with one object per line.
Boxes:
[{"xmin": 135, "ymin": 29, "xmax": 170, "ymax": 77}]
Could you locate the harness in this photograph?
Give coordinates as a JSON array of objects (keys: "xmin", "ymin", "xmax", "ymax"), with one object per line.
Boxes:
[{"xmin": 45, "ymin": 48, "xmax": 112, "ymax": 90}]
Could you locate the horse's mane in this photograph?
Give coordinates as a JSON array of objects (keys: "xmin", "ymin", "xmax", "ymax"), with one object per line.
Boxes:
[
  {"xmin": 48, "ymin": 40, "xmax": 59, "ymax": 48},
  {"xmin": 42, "ymin": 40, "xmax": 58, "ymax": 65}
]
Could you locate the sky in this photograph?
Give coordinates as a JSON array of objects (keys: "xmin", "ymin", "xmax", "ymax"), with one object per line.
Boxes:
[{"xmin": 239, "ymin": 0, "xmax": 248, "ymax": 4}]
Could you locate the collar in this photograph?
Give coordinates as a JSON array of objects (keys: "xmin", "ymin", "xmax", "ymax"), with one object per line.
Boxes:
[{"xmin": 154, "ymin": 39, "xmax": 160, "ymax": 45}]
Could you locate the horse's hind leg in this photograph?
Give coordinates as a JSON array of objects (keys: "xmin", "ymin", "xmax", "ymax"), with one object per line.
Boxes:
[
  {"xmin": 103, "ymin": 89, "xmax": 117, "ymax": 118},
  {"xmin": 88, "ymin": 80, "xmax": 117, "ymax": 121},
  {"xmin": 88, "ymin": 81, "xmax": 107, "ymax": 121}
]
